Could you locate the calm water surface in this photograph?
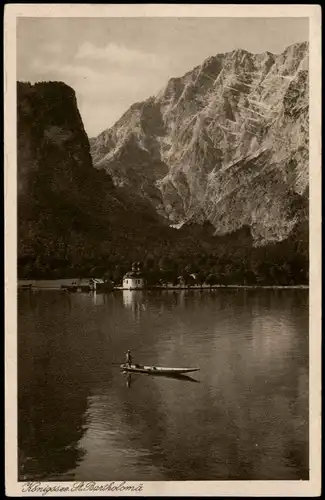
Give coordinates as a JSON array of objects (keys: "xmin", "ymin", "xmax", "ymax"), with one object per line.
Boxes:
[{"xmin": 18, "ymin": 289, "xmax": 309, "ymax": 481}]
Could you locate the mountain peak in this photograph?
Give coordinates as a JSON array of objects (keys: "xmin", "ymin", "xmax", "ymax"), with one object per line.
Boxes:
[{"xmin": 284, "ymin": 40, "xmax": 308, "ymax": 51}]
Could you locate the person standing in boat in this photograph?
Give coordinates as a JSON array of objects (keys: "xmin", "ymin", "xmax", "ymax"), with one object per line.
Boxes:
[{"xmin": 126, "ymin": 350, "xmax": 132, "ymax": 367}]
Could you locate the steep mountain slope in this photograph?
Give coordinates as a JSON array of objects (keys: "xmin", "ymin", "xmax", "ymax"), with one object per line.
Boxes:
[{"xmin": 91, "ymin": 42, "xmax": 309, "ymax": 246}]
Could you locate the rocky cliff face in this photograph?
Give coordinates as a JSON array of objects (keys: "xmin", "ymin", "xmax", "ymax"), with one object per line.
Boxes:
[
  {"xmin": 18, "ymin": 81, "xmax": 95, "ymax": 260},
  {"xmin": 91, "ymin": 42, "xmax": 309, "ymax": 246}
]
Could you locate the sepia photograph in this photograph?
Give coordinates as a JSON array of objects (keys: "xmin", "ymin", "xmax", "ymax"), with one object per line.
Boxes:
[{"xmin": 5, "ymin": 4, "xmax": 321, "ymax": 497}]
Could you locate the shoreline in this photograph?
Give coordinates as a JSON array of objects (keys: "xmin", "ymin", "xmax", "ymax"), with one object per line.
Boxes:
[
  {"xmin": 114, "ymin": 285, "xmax": 309, "ymax": 290},
  {"xmin": 18, "ymin": 280, "xmax": 309, "ymax": 291}
]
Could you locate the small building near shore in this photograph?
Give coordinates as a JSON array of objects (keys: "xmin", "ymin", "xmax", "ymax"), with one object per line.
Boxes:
[
  {"xmin": 123, "ymin": 262, "xmax": 145, "ymax": 289},
  {"xmin": 64, "ymin": 278, "xmax": 112, "ymax": 292},
  {"xmin": 18, "ymin": 278, "xmax": 112, "ymax": 292}
]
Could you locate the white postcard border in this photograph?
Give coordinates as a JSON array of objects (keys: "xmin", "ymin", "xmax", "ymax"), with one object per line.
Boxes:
[{"xmin": 4, "ymin": 4, "xmax": 322, "ymax": 497}]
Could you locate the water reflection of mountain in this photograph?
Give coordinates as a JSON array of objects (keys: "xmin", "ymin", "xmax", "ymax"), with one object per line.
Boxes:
[
  {"xmin": 18, "ymin": 292, "xmax": 91, "ymax": 480},
  {"xmin": 18, "ymin": 373, "xmax": 89, "ymax": 480}
]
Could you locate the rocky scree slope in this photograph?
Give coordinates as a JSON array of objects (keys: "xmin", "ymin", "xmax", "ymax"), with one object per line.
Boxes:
[{"xmin": 91, "ymin": 42, "xmax": 309, "ymax": 247}]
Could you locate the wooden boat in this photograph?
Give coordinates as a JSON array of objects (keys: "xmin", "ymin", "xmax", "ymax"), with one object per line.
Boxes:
[{"xmin": 120, "ymin": 364, "xmax": 200, "ymax": 375}]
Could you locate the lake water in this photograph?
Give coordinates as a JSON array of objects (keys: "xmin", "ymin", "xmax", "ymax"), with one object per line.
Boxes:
[{"xmin": 18, "ymin": 288, "xmax": 309, "ymax": 481}]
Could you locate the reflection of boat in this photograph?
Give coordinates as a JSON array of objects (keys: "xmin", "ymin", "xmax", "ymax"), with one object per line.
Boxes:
[
  {"xmin": 149, "ymin": 372, "xmax": 200, "ymax": 383},
  {"xmin": 123, "ymin": 372, "xmax": 200, "ymax": 385},
  {"xmin": 120, "ymin": 364, "xmax": 200, "ymax": 375}
]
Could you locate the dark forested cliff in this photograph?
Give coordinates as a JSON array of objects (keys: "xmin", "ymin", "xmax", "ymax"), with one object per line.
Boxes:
[
  {"xmin": 17, "ymin": 80, "xmax": 308, "ymax": 284},
  {"xmin": 17, "ymin": 82, "xmax": 185, "ymax": 278}
]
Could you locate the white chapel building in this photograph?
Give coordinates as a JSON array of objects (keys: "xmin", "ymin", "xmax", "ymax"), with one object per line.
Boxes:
[{"xmin": 122, "ymin": 262, "xmax": 145, "ymax": 290}]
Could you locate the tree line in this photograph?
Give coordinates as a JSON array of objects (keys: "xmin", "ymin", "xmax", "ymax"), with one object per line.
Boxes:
[{"xmin": 18, "ymin": 241, "xmax": 308, "ymax": 286}]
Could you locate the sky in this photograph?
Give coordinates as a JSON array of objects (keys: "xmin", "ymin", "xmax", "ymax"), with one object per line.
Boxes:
[{"xmin": 17, "ymin": 17, "xmax": 308, "ymax": 137}]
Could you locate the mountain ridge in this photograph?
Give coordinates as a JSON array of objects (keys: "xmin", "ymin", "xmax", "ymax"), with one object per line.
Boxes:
[{"xmin": 91, "ymin": 41, "xmax": 309, "ymax": 246}]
